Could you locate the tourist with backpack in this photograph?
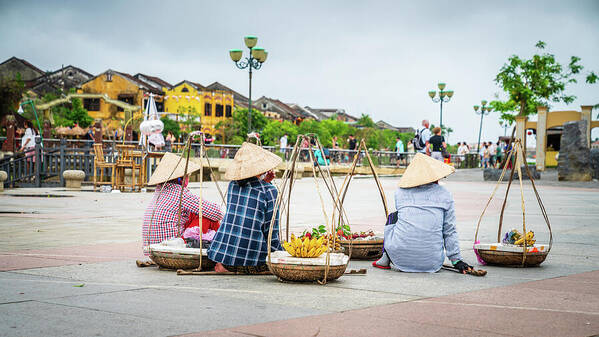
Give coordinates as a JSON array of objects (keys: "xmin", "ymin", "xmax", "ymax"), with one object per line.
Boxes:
[{"xmin": 413, "ymin": 120, "xmax": 432, "ymax": 154}]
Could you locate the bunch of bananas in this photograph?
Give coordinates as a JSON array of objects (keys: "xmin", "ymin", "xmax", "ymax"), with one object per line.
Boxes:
[
  {"xmin": 283, "ymin": 234, "xmax": 327, "ymax": 258},
  {"xmin": 514, "ymin": 231, "xmax": 535, "ymax": 246}
]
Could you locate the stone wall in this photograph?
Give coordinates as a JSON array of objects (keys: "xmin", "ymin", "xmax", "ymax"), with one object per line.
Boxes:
[
  {"xmin": 558, "ymin": 120, "xmax": 592, "ymax": 181},
  {"xmin": 590, "ymin": 148, "xmax": 599, "ymax": 180}
]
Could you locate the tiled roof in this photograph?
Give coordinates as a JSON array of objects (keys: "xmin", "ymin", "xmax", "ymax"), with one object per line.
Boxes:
[
  {"xmin": 134, "ymin": 73, "xmax": 173, "ymax": 89},
  {"xmin": 0, "ymin": 56, "xmax": 45, "ymax": 75}
]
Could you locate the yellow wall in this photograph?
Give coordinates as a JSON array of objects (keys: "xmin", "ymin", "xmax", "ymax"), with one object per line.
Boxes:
[
  {"xmin": 163, "ymin": 82, "xmax": 234, "ymax": 136},
  {"xmin": 79, "ymin": 73, "xmax": 162, "ymax": 129}
]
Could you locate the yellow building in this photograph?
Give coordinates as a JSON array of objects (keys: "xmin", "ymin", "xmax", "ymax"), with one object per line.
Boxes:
[
  {"xmin": 78, "ymin": 70, "xmax": 164, "ymax": 129},
  {"xmin": 163, "ymin": 80, "xmax": 234, "ymax": 137}
]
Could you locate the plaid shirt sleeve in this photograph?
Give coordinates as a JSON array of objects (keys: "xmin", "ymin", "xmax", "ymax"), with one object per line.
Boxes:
[{"xmin": 181, "ymin": 187, "xmax": 224, "ymax": 222}]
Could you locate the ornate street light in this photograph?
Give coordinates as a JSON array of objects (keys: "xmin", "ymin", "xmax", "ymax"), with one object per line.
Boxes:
[
  {"xmin": 474, "ymin": 100, "xmax": 492, "ymax": 153},
  {"xmin": 428, "ymin": 82, "xmax": 454, "ymax": 129},
  {"xmin": 229, "ymin": 35, "xmax": 268, "ymax": 132}
]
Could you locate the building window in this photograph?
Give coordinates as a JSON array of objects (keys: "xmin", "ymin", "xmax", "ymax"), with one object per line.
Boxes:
[
  {"xmin": 83, "ymin": 98, "xmax": 100, "ymax": 111},
  {"xmin": 181, "ymin": 87, "xmax": 189, "ymax": 93},
  {"xmin": 262, "ymin": 103, "xmax": 267, "ymax": 109},
  {"xmin": 105, "ymin": 72, "xmax": 112, "ymax": 82},
  {"xmin": 204, "ymin": 103, "xmax": 212, "ymax": 116},
  {"xmin": 215, "ymin": 104, "xmax": 223, "ymax": 117},
  {"xmin": 225, "ymin": 105, "xmax": 232, "ymax": 117},
  {"xmin": 155, "ymin": 101, "xmax": 164, "ymax": 112},
  {"xmin": 118, "ymin": 95, "xmax": 135, "ymax": 112}
]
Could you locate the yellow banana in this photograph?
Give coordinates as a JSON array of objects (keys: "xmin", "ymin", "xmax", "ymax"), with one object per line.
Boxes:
[
  {"xmin": 307, "ymin": 247, "xmax": 316, "ymax": 257},
  {"xmin": 310, "ymin": 237, "xmax": 317, "ymax": 250},
  {"xmin": 291, "ymin": 234, "xmax": 296, "ymax": 241},
  {"xmin": 316, "ymin": 237, "xmax": 324, "ymax": 247},
  {"xmin": 514, "ymin": 237, "xmax": 524, "ymax": 245},
  {"xmin": 295, "ymin": 248, "xmax": 301, "ymax": 257}
]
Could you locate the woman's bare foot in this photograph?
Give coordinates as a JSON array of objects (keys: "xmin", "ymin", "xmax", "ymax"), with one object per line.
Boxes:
[{"xmin": 214, "ymin": 263, "xmax": 229, "ymax": 273}]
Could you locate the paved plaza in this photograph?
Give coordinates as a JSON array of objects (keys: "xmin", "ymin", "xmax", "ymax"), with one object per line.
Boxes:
[{"xmin": 0, "ymin": 169, "xmax": 598, "ymax": 336}]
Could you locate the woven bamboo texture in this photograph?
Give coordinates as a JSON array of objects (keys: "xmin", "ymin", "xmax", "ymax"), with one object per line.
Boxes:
[
  {"xmin": 476, "ymin": 249, "xmax": 548, "ymax": 267},
  {"xmin": 150, "ymin": 251, "xmax": 215, "ymax": 270},
  {"xmin": 269, "ymin": 262, "xmax": 347, "ymax": 282},
  {"xmin": 339, "ymin": 240, "xmax": 384, "ymax": 260}
]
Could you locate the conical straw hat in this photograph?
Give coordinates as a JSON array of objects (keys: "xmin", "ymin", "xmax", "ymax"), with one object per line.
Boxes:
[
  {"xmin": 225, "ymin": 142, "xmax": 282, "ymax": 181},
  {"xmin": 398, "ymin": 153, "xmax": 455, "ymax": 188},
  {"xmin": 148, "ymin": 152, "xmax": 202, "ymax": 186}
]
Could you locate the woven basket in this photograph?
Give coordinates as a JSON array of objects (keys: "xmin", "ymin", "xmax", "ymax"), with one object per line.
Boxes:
[
  {"xmin": 268, "ymin": 262, "xmax": 347, "ymax": 282},
  {"xmin": 339, "ymin": 239, "xmax": 384, "ymax": 260},
  {"xmin": 150, "ymin": 250, "xmax": 215, "ymax": 270},
  {"xmin": 476, "ymin": 249, "xmax": 548, "ymax": 267}
]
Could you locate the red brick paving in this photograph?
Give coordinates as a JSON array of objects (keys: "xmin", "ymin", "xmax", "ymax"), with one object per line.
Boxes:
[{"xmin": 182, "ymin": 270, "xmax": 599, "ymax": 337}]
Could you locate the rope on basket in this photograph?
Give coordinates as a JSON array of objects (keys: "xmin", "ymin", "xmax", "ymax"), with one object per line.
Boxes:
[
  {"xmin": 473, "ymin": 137, "xmax": 553, "ymax": 266},
  {"xmin": 333, "ymin": 139, "xmax": 389, "ymax": 260},
  {"xmin": 266, "ymin": 135, "xmax": 346, "ymax": 284}
]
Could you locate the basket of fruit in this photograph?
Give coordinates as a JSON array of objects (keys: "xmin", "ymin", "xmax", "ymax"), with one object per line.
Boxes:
[
  {"xmin": 335, "ymin": 226, "xmax": 384, "ymax": 260},
  {"xmin": 474, "ymin": 230, "xmax": 549, "ymax": 267},
  {"xmin": 270, "ymin": 234, "xmax": 349, "ymax": 282},
  {"xmin": 149, "ymin": 243, "xmax": 215, "ymax": 270}
]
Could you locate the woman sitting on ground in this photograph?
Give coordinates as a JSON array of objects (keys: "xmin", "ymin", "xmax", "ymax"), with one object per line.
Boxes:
[
  {"xmin": 373, "ymin": 153, "xmax": 473, "ymax": 274},
  {"xmin": 208, "ymin": 142, "xmax": 283, "ymax": 274},
  {"xmin": 140, "ymin": 153, "xmax": 223, "ymax": 264}
]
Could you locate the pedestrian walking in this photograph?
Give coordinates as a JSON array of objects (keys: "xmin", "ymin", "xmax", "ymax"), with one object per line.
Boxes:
[
  {"xmin": 426, "ymin": 127, "xmax": 446, "ymax": 162},
  {"xmin": 413, "ymin": 120, "xmax": 432, "ymax": 154}
]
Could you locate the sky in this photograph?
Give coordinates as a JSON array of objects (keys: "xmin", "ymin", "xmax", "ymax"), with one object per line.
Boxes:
[{"xmin": 1, "ymin": 0, "xmax": 598, "ymax": 143}]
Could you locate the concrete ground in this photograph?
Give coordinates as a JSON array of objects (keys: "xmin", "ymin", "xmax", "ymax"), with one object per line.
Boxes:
[{"xmin": 0, "ymin": 168, "xmax": 598, "ymax": 336}]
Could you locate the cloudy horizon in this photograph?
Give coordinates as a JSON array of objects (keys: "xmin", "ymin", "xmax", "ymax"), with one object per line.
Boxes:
[{"xmin": 1, "ymin": 0, "xmax": 598, "ymax": 143}]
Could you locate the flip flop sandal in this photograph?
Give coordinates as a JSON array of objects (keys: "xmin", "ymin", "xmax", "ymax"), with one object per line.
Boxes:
[
  {"xmin": 136, "ymin": 260, "xmax": 156, "ymax": 268},
  {"xmin": 372, "ymin": 261, "xmax": 391, "ymax": 270}
]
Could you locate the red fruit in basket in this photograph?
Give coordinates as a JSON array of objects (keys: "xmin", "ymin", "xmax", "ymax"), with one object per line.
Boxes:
[
  {"xmin": 352, "ymin": 233, "xmax": 358, "ymax": 239},
  {"xmin": 337, "ymin": 229, "xmax": 344, "ymax": 236},
  {"xmin": 305, "ymin": 232, "xmax": 312, "ymax": 239}
]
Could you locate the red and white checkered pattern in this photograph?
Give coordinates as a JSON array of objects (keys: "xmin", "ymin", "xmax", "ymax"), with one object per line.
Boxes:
[{"xmin": 142, "ymin": 183, "xmax": 223, "ymax": 255}]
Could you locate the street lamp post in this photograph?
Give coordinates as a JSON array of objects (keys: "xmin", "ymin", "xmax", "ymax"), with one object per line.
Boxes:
[
  {"xmin": 428, "ymin": 82, "xmax": 454, "ymax": 129},
  {"xmin": 499, "ymin": 120, "xmax": 510, "ymax": 137},
  {"xmin": 474, "ymin": 100, "xmax": 492, "ymax": 153},
  {"xmin": 229, "ymin": 35, "xmax": 268, "ymax": 133}
]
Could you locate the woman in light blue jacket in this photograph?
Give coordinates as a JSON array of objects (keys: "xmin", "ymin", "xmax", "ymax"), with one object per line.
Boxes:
[{"xmin": 373, "ymin": 153, "xmax": 473, "ymax": 273}]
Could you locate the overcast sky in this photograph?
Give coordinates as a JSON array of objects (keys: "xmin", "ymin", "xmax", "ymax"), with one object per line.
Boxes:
[{"xmin": 1, "ymin": 0, "xmax": 598, "ymax": 143}]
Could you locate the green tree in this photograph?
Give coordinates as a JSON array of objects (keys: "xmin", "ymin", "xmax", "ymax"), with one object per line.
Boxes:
[
  {"xmin": 491, "ymin": 40, "xmax": 597, "ymax": 123},
  {"xmin": 356, "ymin": 113, "xmax": 376, "ymax": 128},
  {"xmin": 298, "ymin": 119, "xmax": 332, "ymax": 146},
  {"xmin": 161, "ymin": 116, "xmax": 180, "ymax": 138},
  {"xmin": 261, "ymin": 119, "xmax": 299, "ymax": 146},
  {"xmin": 232, "ymin": 108, "xmax": 268, "ymax": 137},
  {"xmin": 0, "ymin": 73, "xmax": 25, "ymax": 120}
]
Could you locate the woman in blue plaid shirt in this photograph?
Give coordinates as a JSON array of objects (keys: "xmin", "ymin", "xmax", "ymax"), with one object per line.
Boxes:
[{"xmin": 208, "ymin": 142, "xmax": 283, "ymax": 274}]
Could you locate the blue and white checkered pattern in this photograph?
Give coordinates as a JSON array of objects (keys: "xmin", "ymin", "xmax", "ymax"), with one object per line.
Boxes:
[{"xmin": 208, "ymin": 178, "xmax": 282, "ymax": 266}]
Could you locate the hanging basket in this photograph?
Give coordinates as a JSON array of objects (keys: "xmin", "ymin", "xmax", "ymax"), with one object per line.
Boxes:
[
  {"xmin": 335, "ymin": 139, "xmax": 389, "ymax": 261},
  {"xmin": 149, "ymin": 245, "xmax": 216, "ymax": 270},
  {"xmin": 474, "ymin": 138, "xmax": 553, "ymax": 267},
  {"xmin": 474, "ymin": 243, "xmax": 548, "ymax": 267},
  {"xmin": 267, "ymin": 135, "xmax": 350, "ymax": 284},
  {"xmin": 268, "ymin": 251, "xmax": 348, "ymax": 282},
  {"xmin": 339, "ymin": 239, "xmax": 384, "ymax": 260}
]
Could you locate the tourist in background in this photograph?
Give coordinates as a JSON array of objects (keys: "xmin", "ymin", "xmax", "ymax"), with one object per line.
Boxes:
[
  {"xmin": 489, "ymin": 141, "xmax": 497, "ymax": 168},
  {"xmin": 495, "ymin": 141, "xmax": 503, "ymax": 167},
  {"xmin": 482, "ymin": 143, "xmax": 491, "ymax": 168},
  {"xmin": 414, "ymin": 120, "xmax": 432, "ymax": 154},
  {"xmin": 426, "ymin": 127, "xmax": 446, "ymax": 162},
  {"xmin": 479, "ymin": 142, "xmax": 486, "ymax": 167},
  {"xmin": 395, "ymin": 136, "xmax": 405, "ymax": 167},
  {"xmin": 279, "ymin": 133, "xmax": 288, "ymax": 159}
]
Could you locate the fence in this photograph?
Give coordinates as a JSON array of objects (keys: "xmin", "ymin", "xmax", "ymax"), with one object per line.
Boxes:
[{"xmin": 0, "ymin": 137, "xmax": 470, "ymax": 188}]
